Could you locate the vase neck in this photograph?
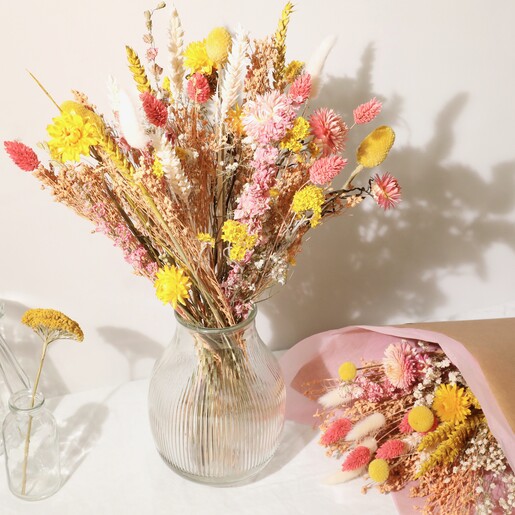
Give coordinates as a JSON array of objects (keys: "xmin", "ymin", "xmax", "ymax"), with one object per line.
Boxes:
[{"xmin": 9, "ymin": 389, "xmax": 45, "ymax": 414}]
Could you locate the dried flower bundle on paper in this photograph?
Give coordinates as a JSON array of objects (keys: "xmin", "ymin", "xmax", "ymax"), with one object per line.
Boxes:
[
  {"xmin": 4, "ymin": 2, "xmax": 400, "ymax": 329},
  {"xmin": 307, "ymin": 340, "xmax": 515, "ymax": 514}
]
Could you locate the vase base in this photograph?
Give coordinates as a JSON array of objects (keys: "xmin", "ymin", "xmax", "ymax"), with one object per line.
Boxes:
[{"xmin": 157, "ymin": 451, "xmax": 273, "ymax": 487}]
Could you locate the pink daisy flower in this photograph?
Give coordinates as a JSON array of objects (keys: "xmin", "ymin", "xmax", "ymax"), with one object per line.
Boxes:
[
  {"xmin": 309, "ymin": 155, "xmax": 347, "ymax": 185},
  {"xmin": 383, "ymin": 341, "xmax": 417, "ymax": 389},
  {"xmin": 376, "ymin": 439, "xmax": 406, "ymax": 460},
  {"xmin": 320, "ymin": 418, "xmax": 353, "ymax": 446},
  {"xmin": 243, "ymin": 91, "xmax": 296, "ymax": 144},
  {"xmin": 309, "ymin": 108, "xmax": 348, "ymax": 156},
  {"xmin": 353, "ymin": 97, "xmax": 382, "ymax": 125},
  {"xmin": 4, "ymin": 141, "xmax": 40, "ymax": 171},
  {"xmin": 342, "ymin": 446, "xmax": 371, "ymax": 472},
  {"xmin": 187, "ymin": 73, "xmax": 211, "ymax": 104},
  {"xmin": 288, "ymin": 73, "xmax": 312, "ymax": 106},
  {"xmin": 371, "ymin": 173, "xmax": 401, "ymax": 210}
]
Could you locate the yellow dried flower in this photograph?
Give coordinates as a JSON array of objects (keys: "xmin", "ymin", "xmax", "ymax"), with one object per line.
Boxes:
[
  {"xmin": 22, "ymin": 308, "xmax": 84, "ymax": 342},
  {"xmin": 197, "ymin": 232, "xmax": 215, "ymax": 246},
  {"xmin": 466, "ymin": 388, "xmax": 481, "ymax": 410},
  {"xmin": 47, "ymin": 110, "xmax": 101, "ymax": 162},
  {"xmin": 280, "ymin": 116, "xmax": 310, "ymax": 153},
  {"xmin": 356, "ymin": 125, "xmax": 395, "ymax": 168},
  {"xmin": 162, "ymin": 76, "xmax": 172, "ymax": 98},
  {"xmin": 291, "ymin": 185, "xmax": 325, "ymax": 227},
  {"xmin": 226, "ymin": 104, "xmax": 245, "ymax": 136},
  {"xmin": 183, "ymin": 41, "xmax": 214, "ymax": 75},
  {"xmin": 273, "ymin": 1, "xmax": 294, "ymax": 88},
  {"xmin": 153, "ymin": 157, "xmax": 165, "ymax": 178},
  {"xmin": 368, "ymin": 459, "xmax": 389, "ymax": 483},
  {"xmin": 154, "ymin": 265, "xmax": 191, "ymax": 309},
  {"xmin": 269, "ymin": 188, "xmax": 279, "ymax": 198},
  {"xmin": 338, "ymin": 361, "xmax": 357, "ymax": 381},
  {"xmin": 408, "ymin": 406, "xmax": 435, "ymax": 432},
  {"xmin": 432, "ymin": 383, "xmax": 471, "ymax": 425},
  {"xmin": 205, "ymin": 27, "xmax": 232, "ymax": 67},
  {"xmin": 284, "ymin": 60, "xmax": 304, "ymax": 83},
  {"xmin": 221, "ymin": 220, "xmax": 257, "ymax": 261},
  {"xmin": 126, "ymin": 46, "xmax": 152, "ymax": 94}
]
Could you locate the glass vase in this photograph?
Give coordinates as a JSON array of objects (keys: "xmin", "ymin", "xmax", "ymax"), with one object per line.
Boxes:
[
  {"xmin": 148, "ymin": 306, "xmax": 285, "ymax": 485},
  {"xmin": 2, "ymin": 389, "xmax": 60, "ymax": 500}
]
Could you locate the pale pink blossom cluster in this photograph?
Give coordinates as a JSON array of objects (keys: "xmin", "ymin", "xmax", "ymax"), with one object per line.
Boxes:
[
  {"xmin": 383, "ymin": 341, "xmax": 423, "ymax": 390},
  {"xmin": 242, "ymin": 91, "xmax": 296, "ymax": 144}
]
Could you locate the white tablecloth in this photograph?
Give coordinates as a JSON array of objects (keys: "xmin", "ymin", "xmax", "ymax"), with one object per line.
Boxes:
[{"xmin": 0, "ymin": 378, "xmax": 397, "ymax": 515}]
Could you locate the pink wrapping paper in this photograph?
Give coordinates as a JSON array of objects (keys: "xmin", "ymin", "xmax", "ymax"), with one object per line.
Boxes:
[{"xmin": 280, "ymin": 319, "xmax": 515, "ymax": 514}]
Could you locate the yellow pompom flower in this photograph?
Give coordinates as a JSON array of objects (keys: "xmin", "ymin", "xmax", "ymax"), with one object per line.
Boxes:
[
  {"xmin": 432, "ymin": 384, "xmax": 471, "ymax": 425},
  {"xmin": 152, "ymin": 157, "xmax": 165, "ymax": 178},
  {"xmin": 291, "ymin": 185, "xmax": 325, "ymax": 227},
  {"xmin": 22, "ymin": 308, "xmax": 84, "ymax": 342},
  {"xmin": 408, "ymin": 406, "xmax": 435, "ymax": 432},
  {"xmin": 338, "ymin": 361, "xmax": 357, "ymax": 381},
  {"xmin": 154, "ymin": 265, "xmax": 191, "ymax": 309},
  {"xmin": 197, "ymin": 232, "xmax": 215, "ymax": 246},
  {"xmin": 47, "ymin": 109, "xmax": 101, "ymax": 162},
  {"xmin": 356, "ymin": 125, "xmax": 395, "ymax": 168},
  {"xmin": 368, "ymin": 459, "xmax": 389, "ymax": 483},
  {"xmin": 221, "ymin": 220, "xmax": 257, "ymax": 261},
  {"xmin": 183, "ymin": 40, "xmax": 214, "ymax": 75},
  {"xmin": 205, "ymin": 27, "xmax": 232, "ymax": 67},
  {"xmin": 284, "ymin": 60, "xmax": 305, "ymax": 83},
  {"xmin": 226, "ymin": 104, "xmax": 245, "ymax": 136},
  {"xmin": 280, "ymin": 117, "xmax": 310, "ymax": 153}
]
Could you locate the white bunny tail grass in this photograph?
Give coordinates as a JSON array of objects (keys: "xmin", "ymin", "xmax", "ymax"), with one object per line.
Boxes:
[{"xmin": 345, "ymin": 413, "xmax": 386, "ymax": 442}]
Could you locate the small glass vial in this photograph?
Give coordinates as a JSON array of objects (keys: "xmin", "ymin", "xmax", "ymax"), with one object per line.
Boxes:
[{"xmin": 2, "ymin": 389, "xmax": 60, "ymax": 500}]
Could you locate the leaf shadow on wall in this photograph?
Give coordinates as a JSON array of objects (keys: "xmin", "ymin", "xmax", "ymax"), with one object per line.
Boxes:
[{"xmin": 261, "ymin": 44, "xmax": 515, "ymax": 350}]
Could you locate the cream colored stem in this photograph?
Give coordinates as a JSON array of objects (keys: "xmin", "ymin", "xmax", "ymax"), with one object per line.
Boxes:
[{"xmin": 342, "ymin": 164, "xmax": 364, "ymax": 190}]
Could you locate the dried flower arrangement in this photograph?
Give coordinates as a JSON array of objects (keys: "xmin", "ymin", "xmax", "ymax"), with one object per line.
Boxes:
[
  {"xmin": 3, "ymin": 2, "xmax": 400, "ymax": 329},
  {"xmin": 306, "ymin": 339, "xmax": 515, "ymax": 514}
]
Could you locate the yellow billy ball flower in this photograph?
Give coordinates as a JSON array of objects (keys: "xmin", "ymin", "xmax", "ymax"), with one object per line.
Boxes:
[
  {"xmin": 356, "ymin": 125, "xmax": 395, "ymax": 168},
  {"xmin": 368, "ymin": 459, "xmax": 389, "ymax": 483},
  {"xmin": 408, "ymin": 406, "xmax": 435, "ymax": 433},
  {"xmin": 154, "ymin": 266, "xmax": 191, "ymax": 309},
  {"xmin": 338, "ymin": 361, "xmax": 357, "ymax": 381},
  {"xmin": 205, "ymin": 27, "xmax": 232, "ymax": 67},
  {"xmin": 291, "ymin": 185, "xmax": 325, "ymax": 227},
  {"xmin": 47, "ymin": 109, "xmax": 101, "ymax": 163},
  {"xmin": 432, "ymin": 383, "xmax": 471, "ymax": 425},
  {"xmin": 183, "ymin": 40, "xmax": 214, "ymax": 75}
]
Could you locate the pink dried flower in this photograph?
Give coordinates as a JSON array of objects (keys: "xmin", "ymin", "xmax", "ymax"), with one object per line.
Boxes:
[
  {"xmin": 371, "ymin": 173, "xmax": 401, "ymax": 210},
  {"xmin": 320, "ymin": 418, "xmax": 353, "ymax": 446},
  {"xmin": 399, "ymin": 413, "xmax": 414, "ymax": 434},
  {"xmin": 146, "ymin": 47, "xmax": 158, "ymax": 61},
  {"xmin": 146, "ymin": 262, "xmax": 158, "ymax": 277},
  {"xmin": 383, "ymin": 341, "xmax": 417, "ymax": 389},
  {"xmin": 342, "ymin": 446, "xmax": 371, "ymax": 471},
  {"xmin": 288, "ymin": 73, "xmax": 312, "ymax": 106},
  {"xmin": 187, "ymin": 73, "xmax": 211, "ymax": 104},
  {"xmin": 376, "ymin": 439, "xmax": 406, "ymax": 460},
  {"xmin": 140, "ymin": 92, "xmax": 168, "ymax": 127},
  {"xmin": 309, "ymin": 155, "xmax": 347, "ymax": 185},
  {"xmin": 242, "ymin": 91, "xmax": 296, "ymax": 144},
  {"xmin": 309, "ymin": 108, "xmax": 347, "ymax": 156},
  {"xmin": 4, "ymin": 141, "xmax": 40, "ymax": 171},
  {"xmin": 353, "ymin": 97, "xmax": 382, "ymax": 125},
  {"xmin": 421, "ymin": 416, "xmax": 439, "ymax": 435}
]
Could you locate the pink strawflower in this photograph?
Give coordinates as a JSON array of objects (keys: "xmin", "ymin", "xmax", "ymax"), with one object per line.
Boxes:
[
  {"xmin": 309, "ymin": 155, "xmax": 347, "ymax": 185},
  {"xmin": 353, "ymin": 97, "xmax": 382, "ymax": 125},
  {"xmin": 376, "ymin": 439, "xmax": 406, "ymax": 460},
  {"xmin": 320, "ymin": 418, "xmax": 353, "ymax": 446},
  {"xmin": 187, "ymin": 73, "xmax": 211, "ymax": 104},
  {"xmin": 383, "ymin": 341, "xmax": 418, "ymax": 389},
  {"xmin": 399, "ymin": 413, "xmax": 414, "ymax": 434},
  {"xmin": 242, "ymin": 91, "xmax": 296, "ymax": 144},
  {"xmin": 4, "ymin": 141, "xmax": 40, "ymax": 171},
  {"xmin": 140, "ymin": 92, "xmax": 168, "ymax": 127},
  {"xmin": 342, "ymin": 446, "xmax": 372, "ymax": 471},
  {"xmin": 371, "ymin": 173, "xmax": 401, "ymax": 210},
  {"xmin": 146, "ymin": 47, "xmax": 158, "ymax": 61},
  {"xmin": 288, "ymin": 73, "xmax": 312, "ymax": 106},
  {"xmin": 309, "ymin": 108, "xmax": 348, "ymax": 156}
]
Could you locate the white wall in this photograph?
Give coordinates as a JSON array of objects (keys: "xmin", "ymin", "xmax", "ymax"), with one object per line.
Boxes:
[{"xmin": 1, "ymin": 0, "xmax": 514, "ymax": 395}]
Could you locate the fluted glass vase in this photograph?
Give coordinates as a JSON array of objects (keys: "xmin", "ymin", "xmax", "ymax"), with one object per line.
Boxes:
[{"xmin": 148, "ymin": 307, "xmax": 285, "ymax": 485}]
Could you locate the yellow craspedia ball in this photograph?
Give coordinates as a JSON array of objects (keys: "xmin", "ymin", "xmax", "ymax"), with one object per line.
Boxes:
[
  {"xmin": 356, "ymin": 125, "xmax": 395, "ymax": 168},
  {"xmin": 205, "ymin": 27, "xmax": 232, "ymax": 66},
  {"xmin": 368, "ymin": 459, "xmax": 390, "ymax": 483},
  {"xmin": 338, "ymin": 361, "xmax": 357, "ymax": 381},
  {"xmin": 408, "ymin": 406, "xmax": 435, "ymax": 432}
]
